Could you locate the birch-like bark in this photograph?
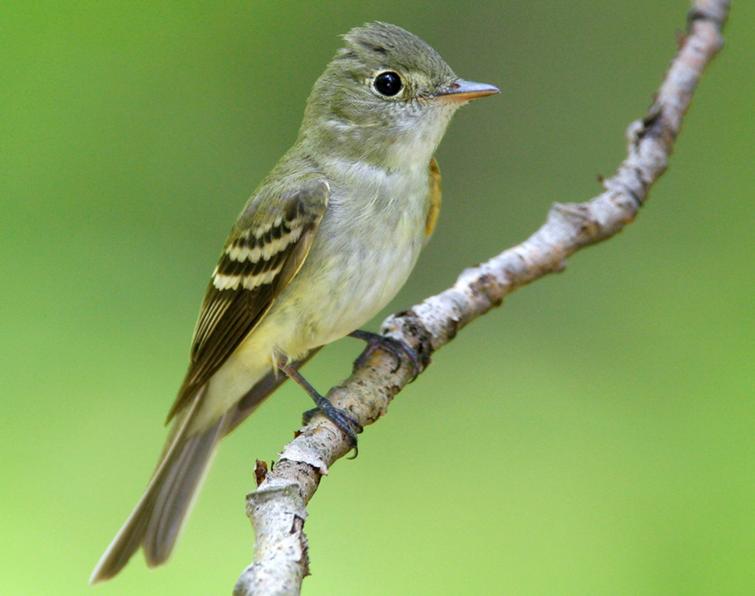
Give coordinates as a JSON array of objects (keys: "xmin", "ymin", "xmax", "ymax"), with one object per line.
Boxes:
[{"xmin": 233, "ymin": 1, "xmax": 730, "ymax": 594}]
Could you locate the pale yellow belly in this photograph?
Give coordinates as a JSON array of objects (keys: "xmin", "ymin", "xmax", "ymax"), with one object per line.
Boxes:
[{"xmin": 196, "ymin": 166, "xmax": 430, "ymax": 428}]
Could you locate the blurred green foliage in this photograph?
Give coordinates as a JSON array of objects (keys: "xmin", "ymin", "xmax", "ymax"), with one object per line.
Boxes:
[{"xmin": 1, "ymin": 1, "xmax": 752, "ymax": 594}]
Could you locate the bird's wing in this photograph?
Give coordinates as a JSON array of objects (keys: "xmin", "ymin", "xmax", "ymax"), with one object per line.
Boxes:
[
  {"xmin": 424, "ymin": 157, "xmax": 442, "ymax": 241},
  {"xmin": 166, "ymin": 176, "xmax": 330, "ymax": 421}
]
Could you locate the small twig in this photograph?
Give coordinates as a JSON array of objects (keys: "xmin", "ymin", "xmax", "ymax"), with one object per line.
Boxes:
[{"xmin": 233, "ymin": 2, "xmax": 729, "ymax": 594}]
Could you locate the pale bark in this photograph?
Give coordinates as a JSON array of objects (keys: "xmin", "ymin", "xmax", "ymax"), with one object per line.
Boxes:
[{"xmin": 233, "ymin": 1, "xmax": 730, "ymax": 594}]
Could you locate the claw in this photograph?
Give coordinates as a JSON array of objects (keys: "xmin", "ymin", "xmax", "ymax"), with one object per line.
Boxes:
[
  {"xmin": 303, "ymin": 400, "xmax": 362, "ymax": 459},
  {"xmin": 349, "ymin": 330, "xmax": 421, "ymax": 380},
  {"xmin": 279, "ymin": 359, "xmax": 362, "ymax": 458}
]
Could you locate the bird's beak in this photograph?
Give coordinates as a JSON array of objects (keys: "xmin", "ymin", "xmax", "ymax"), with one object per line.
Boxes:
[{"xmin": 435, "ymin": 79, "xmax": 500, "ymax": 103}]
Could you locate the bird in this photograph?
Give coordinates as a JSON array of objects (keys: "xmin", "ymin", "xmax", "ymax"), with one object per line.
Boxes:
[{"xmin": 91, "ymin": 21, "xmax": 498, "ymax": 583}]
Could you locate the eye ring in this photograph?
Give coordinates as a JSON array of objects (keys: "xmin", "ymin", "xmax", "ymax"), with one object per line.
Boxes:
[{"xmin": 372, "ymin": 71, "xmax": 403, "ymax": 97}]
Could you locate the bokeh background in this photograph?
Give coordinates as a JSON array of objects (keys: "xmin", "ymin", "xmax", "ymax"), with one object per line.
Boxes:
[{"xmin": 2, "ymin": 1, "xmax": 752, "ymax": 594}]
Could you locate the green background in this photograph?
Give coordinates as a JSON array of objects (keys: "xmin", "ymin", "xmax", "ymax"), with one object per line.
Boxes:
[{"xmin": 2, "ymin": 1, "xmax": 752, "ymax": 594}]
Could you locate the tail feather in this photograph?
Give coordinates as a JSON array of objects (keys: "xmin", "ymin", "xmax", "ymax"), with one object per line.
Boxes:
[
  {"xmin": 90, "ymin": 388, "xmax": 224, "ymax": 583},
  {"xmin": 91, "ymin": 351, "xmax": 317, "ymax": 584},
  {"xmin": 144, "ymin": 415, "xmax": 224, "ymax": 565}
]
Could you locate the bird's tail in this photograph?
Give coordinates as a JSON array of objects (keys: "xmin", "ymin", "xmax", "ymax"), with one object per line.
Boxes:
[
  {"xmin": 90, "ymin": 387, "xmax": 226, "ymax": 584},
  {"xmin": 90, "ymin": 350, "xmax": 317, "ymax": 583}
]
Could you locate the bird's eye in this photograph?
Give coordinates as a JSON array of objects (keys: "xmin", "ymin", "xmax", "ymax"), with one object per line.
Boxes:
[{"xmin": 373, "ymin": 71, "xmax": 403, "ymax": 97}]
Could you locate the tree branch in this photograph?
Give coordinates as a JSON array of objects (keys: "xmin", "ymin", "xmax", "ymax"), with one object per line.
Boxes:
[{"xmin": 233, "ymin": 2, "xmax": 729, "ymax": 594}]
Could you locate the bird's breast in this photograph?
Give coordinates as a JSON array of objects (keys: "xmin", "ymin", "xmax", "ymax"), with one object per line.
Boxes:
[{"xmin": 275, "ymin": 160, "xmax": 431, "ymax": 353}]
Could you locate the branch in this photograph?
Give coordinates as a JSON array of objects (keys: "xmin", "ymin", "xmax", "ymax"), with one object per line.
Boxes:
[{"xmin": 233, "ymin": 2, "xmax": 729, "ymax": 594}]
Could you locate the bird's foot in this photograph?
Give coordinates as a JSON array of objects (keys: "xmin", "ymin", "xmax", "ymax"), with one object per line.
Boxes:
[
  {"xmin": 349, "ymin": 329, "xmax": 421, "ymax": 380},
  {"xmin": 278, "ymin": 359, "xmax": 362, "ymax": 457},
  {"xmin": 302, "ymin": 397, "xmax": 362, "ymax": 459}
]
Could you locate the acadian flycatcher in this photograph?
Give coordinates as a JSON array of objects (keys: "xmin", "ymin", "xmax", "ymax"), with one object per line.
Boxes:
[{"xmin": 92, "ymin": 21, "xmax": 498, "ymax": 582}]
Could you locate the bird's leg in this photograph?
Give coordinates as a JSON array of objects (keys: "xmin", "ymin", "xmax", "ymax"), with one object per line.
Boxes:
[
  {"xmin": 349, "ymin": 329, "xmax": 421, "ymax": 380},
  {"xmin": 278, "ymin": 360, "xmax": 362, "ymax": 458}
]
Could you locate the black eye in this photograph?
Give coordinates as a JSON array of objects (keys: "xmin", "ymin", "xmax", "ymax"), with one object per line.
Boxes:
[{"xmin": 373, "ymin": 71, "xmax": 403, "ymax": 97}]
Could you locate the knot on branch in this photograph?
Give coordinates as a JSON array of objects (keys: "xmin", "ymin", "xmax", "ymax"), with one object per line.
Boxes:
[
  {"xmin": 550, "ymin": 202, "xmax": 597, "ymax": 238},
  {"xmin": 687, "ymin": 0, "xmax": 729, "ymax": 29}
]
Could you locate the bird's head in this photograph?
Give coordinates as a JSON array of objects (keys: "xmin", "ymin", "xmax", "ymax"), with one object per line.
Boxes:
[{"xmin": 301, "ymin": 22, "xmax": 499, "ymax": 169}]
